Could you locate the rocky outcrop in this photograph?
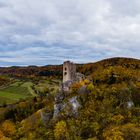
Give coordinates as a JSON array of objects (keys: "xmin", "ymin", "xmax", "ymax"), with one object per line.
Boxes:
[{"xmin": 53, "ymin": 91, "xmax": 80, "ymax": 118}]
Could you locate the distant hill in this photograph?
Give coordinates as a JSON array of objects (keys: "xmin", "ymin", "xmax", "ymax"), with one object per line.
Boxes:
[
  {"xmin": 77, "ymin": 57, "xmax": 140, "ymax": 75},
  {"xmin": 0, "ymin": 57, "xmax": 139, "ymax": 78},
  {"xmin": 0, "ymin": 65, "xmax": 63, "ymax": 79}
]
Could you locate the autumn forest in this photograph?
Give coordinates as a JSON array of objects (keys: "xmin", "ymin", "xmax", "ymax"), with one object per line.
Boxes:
[{"xmin": 0, "ymin": 57, "xmax": 140, "ymax": 140}]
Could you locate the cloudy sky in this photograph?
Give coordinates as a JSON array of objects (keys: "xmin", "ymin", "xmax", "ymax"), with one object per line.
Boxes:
[{"xmin": 0, "ymin": 0, "xmax": 140, "ymax": 66}]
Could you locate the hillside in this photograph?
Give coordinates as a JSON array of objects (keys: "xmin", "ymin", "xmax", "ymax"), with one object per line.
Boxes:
[
  {"xmin": 0, "ymin": 57, "xmax": 139, "ymax": 78},
  {"xmin": 0, "ymin": 65, "xmax": 62, "ymax": 79},
  {"xmin": 77, "ymin": 57, "xmax": 140, "ymax": 75},
  {"xmin": 0, "ymin": 57, "xmax": 140, "ymax": 140}
]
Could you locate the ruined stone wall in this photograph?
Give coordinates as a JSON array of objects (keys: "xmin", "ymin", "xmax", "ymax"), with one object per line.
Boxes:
[{"xmin": 63, "ymin": 61, "xmax": 76, "ymax": 83}]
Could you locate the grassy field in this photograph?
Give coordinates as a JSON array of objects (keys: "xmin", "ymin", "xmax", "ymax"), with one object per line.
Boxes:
[
  {"xmin": 35, "ymin": 79, "xmax": 60, "ymax": 94},
  {"xmin": 0, "ymin": 78, "xmax": 60, "ymax": 105},
  {"xmin": 0, "ymin": 81, "xmax": 35, "ymax": 105}
]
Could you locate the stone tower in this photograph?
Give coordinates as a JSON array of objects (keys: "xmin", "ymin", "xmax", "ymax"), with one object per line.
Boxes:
[{"xmin": 63, "ymin": 61, "xmax": 76, "ymax": 83}]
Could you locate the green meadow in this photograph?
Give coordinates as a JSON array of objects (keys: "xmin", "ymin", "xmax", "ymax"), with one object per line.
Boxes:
[
  {"xmin": 0, "ymin": 79, "xmax": 60, "ymax": 105},
  {"xmin": 0, "ymin": 81, "xmax": 35, "ymax": 105}
]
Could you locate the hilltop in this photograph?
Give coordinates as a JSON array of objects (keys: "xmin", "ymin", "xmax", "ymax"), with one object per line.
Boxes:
[{"xmin": 0, "ymin": 57, "xmax": 139, "ymax": 78}]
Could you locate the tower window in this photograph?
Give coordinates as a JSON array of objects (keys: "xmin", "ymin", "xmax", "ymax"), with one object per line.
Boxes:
[
  {"xmin": 65, "ymin": 67, "xmax": 67, "ymax": 71},
  {"xmin": 64, "ymin": 72, "xmax": 67, "ymax": 75}
]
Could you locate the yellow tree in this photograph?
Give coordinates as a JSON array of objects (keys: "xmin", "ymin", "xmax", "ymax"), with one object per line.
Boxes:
[
  {"xmin": 54, "ymin": 120, "xmax": 70, "ymax": 140},
  {"xmin": 1, "ymin": 120, "xmax": 16, "ymax": 137}
]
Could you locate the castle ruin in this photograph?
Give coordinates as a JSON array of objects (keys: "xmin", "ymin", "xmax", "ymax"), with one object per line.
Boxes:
[
  {"xmin": 62, "ymin": 61, "xmax": 76, "ymax": 91},
  {"xmin": 62, "ymin": 61, "xmax": 85, "ymax": 91},
  {"xmin": 63, "ymin": 61, "xmax": 76, "ymax": 83},
  {"xmin": 53, "ymin": 61, "xmax": 85, "ymax": 117}
]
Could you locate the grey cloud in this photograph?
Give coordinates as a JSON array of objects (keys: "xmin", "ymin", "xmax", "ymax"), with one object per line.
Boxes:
[
  {"xmin": 0, "ymin": 0, "xmax": 139, "ymax": 66},
  {"xmin": 108, "ymin": 0, "xmax": 140, "ymax": 16}
]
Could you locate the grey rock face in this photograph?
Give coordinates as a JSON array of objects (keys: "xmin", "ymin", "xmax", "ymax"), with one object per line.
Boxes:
[
  {"xmin": 53, "ymin": 103, "xmax": 65, "ymax": 117},
  {"xmin": 127, "ymin": 100, "xmax": 134, "ymax": 108},
  {"xmin": 40, "ymin": 109, "xmax": 53, "ymax": 125},
  {"xmin": 53, "ymin": 96, "xmax": 80, "ymax": 118},
  {"xmin": 69, "ymin": 96, "xmax": 80, "ymax": 113},
  {"xmin": 55, "ymin": 92, "xmax": 65, "ymax": 103}
]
